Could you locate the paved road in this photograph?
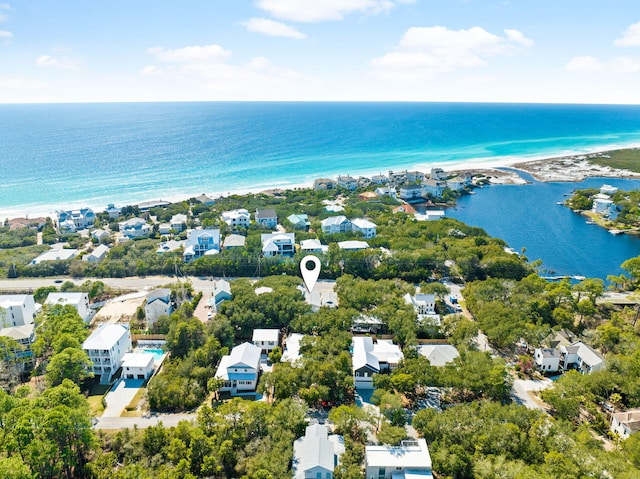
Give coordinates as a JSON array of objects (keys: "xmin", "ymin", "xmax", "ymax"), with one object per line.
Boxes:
[
  {"xmin": 94, "ymin": 413, "xmax": 197, "ymax": 430},
  {"xmin": 512, "ymin": 379, "xmax": 553, "ymax": 410},
  {"xmin": 102, "ymin": 379, "xmax": 145, "ymax": 417}
]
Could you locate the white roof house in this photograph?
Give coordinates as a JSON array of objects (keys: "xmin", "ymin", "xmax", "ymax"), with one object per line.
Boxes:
[
  {"xmin": 417, "ymin": 344, "xmax": 460, "ymax": 367},
  {"xmin": 82, "ymin": 323, "xmax": 132, "ymax": 383},
  {"xmin": 156, "ymin": 239, "xmax": 184, "ymax": 253},
  {"xmin": 321, "ymin": 216, "xmax": 351, "ymax": 234},
  {"xmin": 353, "ymin": 336, "xmax": 403, "ymax": 389},
  {"xmin": 215, "ymin": 342, "xmax": 262, "ymax": 394},
  {"xmin": 144, "ymin": 288, "xmax": 172, "ymax": 326},
  {"xmin": 404, "ymin": 293, "xmax": 440, "ymax": 325},
  {"xmin": 292, "ymin": 424, "xmax": 345, "ymax": 479},
  {"xmin": 365, "ymin": 439, "xmax": 433, "ymax": 479},
  {"xmin": 45, "ymin": 292, "xmax": 91, "ymax": 323},
  {"xmin": 252, "ymin": 329, "xmax": 280, "ymax": 354},
  {"xmin": 611, "ymin": 409, "xmax": 640, "ymax": 439},
  {"xmin": 183, "ymin": 228, "xmax": 221, "ymax": 262},
  {"xmin": 414, "ymin": 211, "xmax": 446, "ymax": 221},
  {"xmin": 121, "ymin": 352, "xmax": 155, "ymax": 380},
  {"xmin": 560, "ymin": 341, "xmax": 605, "ymax": 374},
  {"xmin": 300, "ymin": 239, "xmax": 329, "ymax": 254},
  {"xmin": 91, "ymin": 229, "xmax": 110, "ymax": 242},
  {"xmin": 351, "ymin": 218, "xmax": 377, "ymax": 238},
  {"xmin": 83, "ymin": 323, "xmax": 130, "ymax": 351},
  {"xmin": 281, "ymin": 333, "xmax": 305, "ymax": 365},
  {"xmin": 221, "ymin": 209, "xmax": 250, "ymax": 228},
  {"xmin": 30, "ymin": 248, "xmax": 78, "ymax": 265},
  {"xmin": 170, "ymin": 213, "xmax": 188, "ymax": 232},
  {"xmin": 261, "ymin": 232, "xmax": 295, "ymax": 257},
  {"xmin": 338, "ymin": 240, "xmax": 369, "ymax": 251},
  {"xmin": 84, "ymin": 244, "xmax": 109, "ymax": 262},
  {"xmin": 223, "ymin": 234, "xmax": 246, "ymax": 249}
]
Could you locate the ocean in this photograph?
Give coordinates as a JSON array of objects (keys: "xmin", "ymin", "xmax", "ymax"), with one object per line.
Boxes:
[{"xmin": 3, "ymin": 101, "xmax": 640, "ymax": 217}]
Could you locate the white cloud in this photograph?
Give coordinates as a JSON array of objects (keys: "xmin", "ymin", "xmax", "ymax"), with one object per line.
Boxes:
[
  {"xmin": 372, "ymin": 25, "xmax": 533, "ymax": 78},
  {"xmin": 0, "ymin": 29, "xmax": 12, "ymax": 43},
  {"xmin": 615, "ymin": 21, "xmax": 640, "ymax": 47},
  {"xmin": 565, "ymin": 55, "xmax": 640, "ymax": 73},
  {"xmin": 35, "ymin": 55, "xmax": 78, "ymax": 69},
  {"xmin": 504, "ymin": 28, "xmax": 534, "ymax": 47},
  {"xmin": 142, "ymin": 65, "xmax": 162, "ymax": 76},
  {"xmin": 256, "ymin": 0, "xmax": 408, "ymax": 22},
  {"xmin": 243, "ymin": 17, "xmax": 306, "ymax": 39},
  {"xmin": 147, "ymin": 44, "xmax": 231, "ymax": 63}
]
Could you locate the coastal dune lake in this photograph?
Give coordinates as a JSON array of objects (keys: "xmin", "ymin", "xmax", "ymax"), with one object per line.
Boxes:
[
  {"xmin": 2, "ymin": 101, "xmax": 640, "ymax": 279},
  {"xmin": 447, "ymin": 174, "xmax": 640, "ymax": 280}
]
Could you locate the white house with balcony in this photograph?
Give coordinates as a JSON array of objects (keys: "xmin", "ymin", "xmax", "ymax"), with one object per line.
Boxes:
[
  {"xmin": 261, "ymin": 232, "xmax": 295, "ymax": 257},
  {"xmin": 119, "ymin": 217, "xmax": 151, "ymax": 238},
  {"xmin": 0, "ymin": 294, "xmax": 36, "ymax": 328},
  {"xmin": 534, "ymin": 341, "xmax": 604, "ymax": 374},
  {"xmin": 57, "ymin": 207, "xmax": 95, "ymax": 232},
  {"xmin": 215, "ymin": 342, "xmax": 262, "ymax": 395},
  {"xmin": 337, "ymin": 175, "xmax": 358, "ymax": 190},
  {"xmin": 321, "ymin": 216, "xmax": 351, "ymax": 234},
  {"xmin": 399, "ymin": 184, "xmax": 424, "ymax": 201},
  {"xmin": 292, "ymin": 424, "xmax": 345, "ymax": 479},
  {"xmin": 183, "ymin": 228, "xmax": 221, "ymax": 262},
  {"xmin": 105, "ymin": 203, "xmax": 121, "ymax": 219},
  {"xmin": 82, "ymin": 323, "xmax": 132, "ymax": 383},
  {"xmin": 423, "ymin": 179, "xmax": 446, "ymax": 198},
  {"xmin": 404, "ymin": 292, "xmax": 441, "ymax": 325},
  {"xmin": 365, "ymin": 439, "xmax": 433, "ymax": 479},
  {"xmin": 611, "ymin": 409, "xmax": 640, "ymax": 439},
  {"xmin": 0, "ymin": 323, "xmax": 36, "ymax": 370},
  {"xmin": 255, "ymin": 209, "xmax": 278, "ymax": 229},
  {"xmin": 170, "ymin": 213, "xmax": 188, "ymax": 232},
  {"xmin": 351, "ymin": 218, "xmax": 377, "ymax": 238},
  {"xmin": 221, "ymin": 209, "xmax": 250, "ymax": 228},
  {"xmin": 45, "ymin": 292, "xmax": 91, "ymax": 323}
]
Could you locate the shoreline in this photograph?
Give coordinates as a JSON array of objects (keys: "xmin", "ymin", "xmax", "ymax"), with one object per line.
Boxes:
[{"xmin": 3, "ymin": 145, "xmax": 640, "ymax": 222}]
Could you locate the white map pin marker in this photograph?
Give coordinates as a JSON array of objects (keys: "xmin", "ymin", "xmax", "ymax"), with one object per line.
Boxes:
[{"xmin": 300, "ymin": 255, "xmax": 321, "ymax": 293}]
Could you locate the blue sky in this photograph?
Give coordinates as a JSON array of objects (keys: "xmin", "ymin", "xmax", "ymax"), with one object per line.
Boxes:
[{"xmin": 2, "ymin": 0, "xmax": 640, "ymax": 103}]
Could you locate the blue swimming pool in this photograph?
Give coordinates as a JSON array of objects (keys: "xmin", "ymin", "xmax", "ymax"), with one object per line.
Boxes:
[{"xmin": 139, "ymin": 348, "xmax": 166, "ymax": 362}]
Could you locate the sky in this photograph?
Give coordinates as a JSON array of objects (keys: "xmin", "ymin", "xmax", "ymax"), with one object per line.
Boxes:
[{"xmin": 2, "ymin": 0, "xmax": 640, "ymax": 104}]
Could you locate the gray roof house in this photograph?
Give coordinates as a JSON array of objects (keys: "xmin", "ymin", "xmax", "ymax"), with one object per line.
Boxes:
[
  {"xmin": 255, "ymin": 208, "xmax": 278, "ymax": 229},
  {"xmin": 292, "ymin": 424, "xmax": 345, "ymax": 479}
]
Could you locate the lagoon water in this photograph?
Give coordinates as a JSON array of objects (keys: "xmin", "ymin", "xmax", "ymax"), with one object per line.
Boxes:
[
  {"xmin": 447, "ymin": 174, "xmax": 640, "ymax": 280},
  {"xmin": 2, "ymin": 101, "xmax": 640, "ymax": 278}
]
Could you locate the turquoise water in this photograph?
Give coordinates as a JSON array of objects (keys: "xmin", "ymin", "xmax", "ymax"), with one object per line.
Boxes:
[{"xmin": 2, "ymin": 102, "xmax": 640, "ymax": 217}]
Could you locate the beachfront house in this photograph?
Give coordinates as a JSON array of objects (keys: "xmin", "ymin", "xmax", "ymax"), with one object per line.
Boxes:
[
  {"xmin": 82, "ymin": 323, "xmax": 132, "ymax": 383},
  {"xmin": 121, "ymin": 352, "xmax": 155, "ymax": 380},
  {"xmin": 287, "ymin": 213, "xmax": 311, "ymax": 230},
  {"xmin": 375, "ymin": 186, "xmax": 398, "ymax": 199},
  {"xmin": 156, "ymin": 240, "xmax": 184, "ymax": 254},
  {"xmin": 221, "ymin": 209, "xmax": 251, "ymax": 228},
  {"xmin": 365, "ymin": 439, "xmax": 434, "ymax": 479},
  {"xmin": 254, "ymin": 209, "xmax": 278, "ymax": 229},
  {"xmin": 314, "ymin": 178, "xmax": 337, "ymax": 190},
  {"xmin": 351, "ymin": 218, "xmax": 377, "ymax": 238},
  {"xmin": 352, "ymin": 336, "xmax": 403, "ymax": 389},
  {"xmin": 215, "ymin": 342, "xmax": 262, "ymax": 395},
  {"xmin": 430, "ymin": 168, "xmax": 447, "ymax": 180},
  {"xmin": 415, "ymin": 210, "xmax": 446, "ymax": 221},
  {"xmin": 223, "ymin": 234, "xmax": 246, "ymax": 249},
  {"xmin": 194, "ymin": 194, "xmax": 215, "ymax": 205},
  {"xmin": 252, "ymin": 329, "xmax": 280, "ymax": 355},
  {"xmin": 105, "ymin": 203, "xmax": 122, "ymax": 219},
  {"xmin": 337, "ymin": 175, "xmax": 358, "ymax": 190},
  {"xmin": 611, "ymin": 409, "xmax": 640, "ymax": 439},
  {"xmin": 57, "ymin": 207, "xmax": 96, "ymax": 232},
  {"xmin": 144, "ymin": 288, "xmax": 173, "ymax": 327},
  {"xmin": 321, "ymin": 216, "xmax": 352, "ymax": 234},
  {"xmin": 45, "ymin": 292, "xmax": 91, "ymax": 323},
  {"xmin": 0, "ymin": 294, "xmax": 36, "ymax": 327},
  {"xmin": 119, "ymin": 217, "xmax": 151, "ymax": 238},
  {"xmin": 30, "ymin": 247, "xmax": 78, "ymax": 265},
  {"xmin": 261, "ymin": 232, "xmax": 295, "ymax": 257},
  {"xmin": 183, "ymin": 228, "xmax": 221, "ymax": 262},
  {"xmin": 399, "ymin": 184, "xmax": 424, "ymax": 201},
  {"xmin": 300, "ymin": 239, "xmax": 329, "ymax": 254},
  {"xmin": 292, "ymin": 424, "xmax": 345, "ymax": 479}
]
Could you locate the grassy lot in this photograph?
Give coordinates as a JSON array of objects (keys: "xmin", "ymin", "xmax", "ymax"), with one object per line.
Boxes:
[
  {"xmin": 87, "ymin": 383, "xmax": 110, "ymax": 417},
  {"xmin": 121, "ymin": 386, "xmax": 146, "ymax": 417},
  {"xmin": 589, "ymin": 148, "xmax": 640, "ymax": 172},
  {"xmin": 0, "ymin": 244, "xmax": 49, "ymax": 278}
]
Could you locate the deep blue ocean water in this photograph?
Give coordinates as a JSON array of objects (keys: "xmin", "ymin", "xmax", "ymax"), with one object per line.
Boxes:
[{"xmin": 2, "ymin": 101, "xmax": 640, "ymax": 278}]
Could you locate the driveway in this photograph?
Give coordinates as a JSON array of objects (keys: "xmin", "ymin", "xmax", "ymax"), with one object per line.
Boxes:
[
  {"xmin": 94, "ymin": 414, "xmax": 196, "ymax": 430},
  {"xmin": 102, "ymin": 378, "xmax": 145, "ymax": 417},
  {"xmin": 512, "ymin": 379, "xmax": 553, "ymax": 411}
]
